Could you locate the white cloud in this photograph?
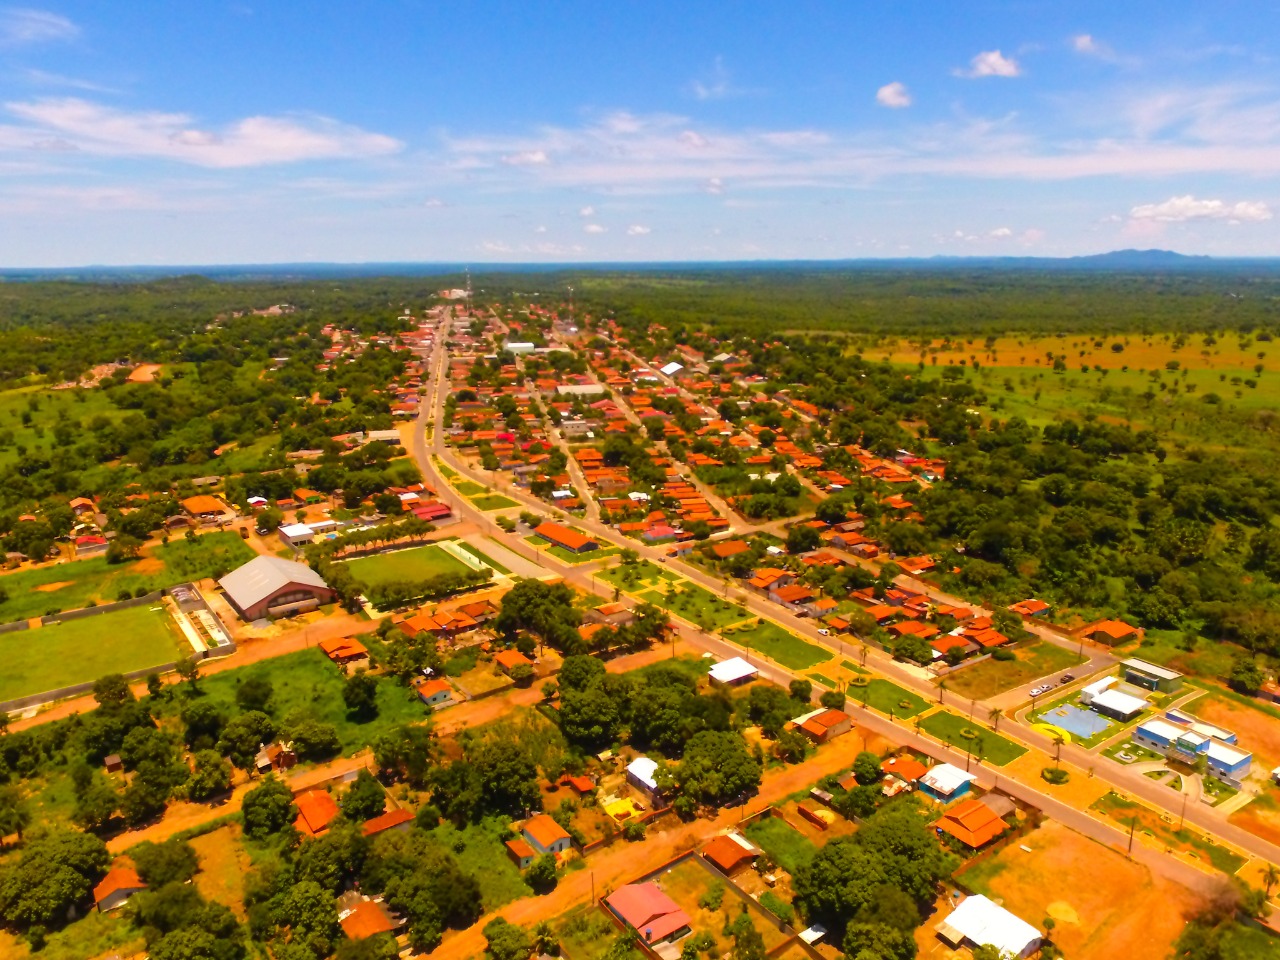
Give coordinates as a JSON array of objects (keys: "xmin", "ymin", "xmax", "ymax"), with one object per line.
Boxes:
[
  {"xmin": 626, "ymin": 224, "xmax": 651, "ymax": 235},
  {"xmin": 704, "ymin": 177, "xmax": 724, "ymax": 194},
  {"xmin": 423, "ymin": 197, "xmax": 444, "ymax": 207},
  {"xmin": 0, "ymin": 7, "xmax": 77, "ymax": 46},
  {"xmin": 501, "ymin": 149, "xmax": 549, "ymax": 166},
  {"xmin": 690, "ymin": 56, "xmax": 739, "ymax": 101},
  {"xmin": 20, "ymin": 68, "xmax": 116, "ymax": 94},
  {"xmin": 1129, "ymin": 195, "xmax": 1272, "ymax": 223},
  {"xmin": 578, "ymin": 205, "xmax": 595, "ymax": 217},
  {"xmin": 534, "ymin": 225, "xmax": 547, "ymax": 233},
  {"xmin": 989, "ymin": 226, "xmax": 1013, "ymax": 237},
  {"xmin": 2, "ymin": 97, "xmax": 401, "ymax": 167},
  {"xmin": 876, "ymin": 82, "xmax": 912, "ymax": 109},
  {"xmin": 583, "ymin": 223, "xmax": 606, "ymax": 234},
  {"xmin": 957, "ymin": 50, "xmax": 1021, "ymax": 78}
]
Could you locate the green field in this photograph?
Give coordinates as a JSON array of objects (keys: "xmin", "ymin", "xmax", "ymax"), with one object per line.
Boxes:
[
  {"xmin": 187, "ymin": 647, "xmax": 426, "ymax": 755},
  {"xmin": 943, "ymin": 641, "xmax": 1085, "ymax": 701},
  {"xmin": 851, "ymin": 678, "xmax": 929, "ymax": 718},
  {"xmin": 454, "ymin": 481, "xmax": 486, "ymax": 496},
  {"xmin": 742, "ymin": 815, "xmax": 817, "ymax": 875},
  {"xmin": 428, "ymin": 818, "xmax": 532, "ymax": 910},
  {"xmin": 0, "ymin": 604, "xmax": 185, "ymax": 702},
  {"xmin": 919, "ymin": 710, "xmax": 1027, "ymax": 766},
  {"xmin": 0, "ymin": 532, "xmax": 255, "ymax": 623},
  {"xmin": 599, "ymin": 559, "xmax": 680, "ymax": 591},
  {"xmin": 723, "ymin": 620, "xmax": 829, "ymax": 670},
  {"xmin": 471, "ymin": 494, "xmax": 518, "ymax": 511},
  {"xmin": 659, "ymin": 583, "xmax": 749, "ymax": 630},
  {"xmin": 343, "ymin": 543, "xmax": 473, "ymax": 588}
]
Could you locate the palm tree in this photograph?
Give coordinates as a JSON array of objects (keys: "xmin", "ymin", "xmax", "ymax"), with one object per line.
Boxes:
[
  {"xmin": 989, "ymin": 707, "xmax": 1004, "ymax": 733},
  {"xmin": 1264, "ymin": 863, "xmax": 1280, "ymax": 899},
  {"xmin": 938, "ymin": 680, "xmax": 947, "ymax": 704},
  {"xmin": 1052, "ymin": 733, "xmax": 1065, "ymax": 769}
]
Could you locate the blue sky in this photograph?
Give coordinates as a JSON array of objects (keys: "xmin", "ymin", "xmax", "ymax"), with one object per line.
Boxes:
[{"xmin": 1, "ymin": 1, "xmax": 1278, "ymax": 265}]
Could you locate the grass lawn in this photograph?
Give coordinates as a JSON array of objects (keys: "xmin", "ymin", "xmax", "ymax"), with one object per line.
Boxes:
[
  {"xmin": 599, "ymin": 559, "xmax": 679, "ymax": 592},
  {"xmin": 471, "ymin": 494, "xmax": 518, "ymax": 511},
  {"xmin": 919, "ymin": 710, "xmax": 1027, "ymax": 766},
  {"xmin": 430, "ymin": 817, "xmax": 532, "ymax": 910},
  {"xmin": 808, "ymin": 672, "xmax": 837, "ymax": 688},
  {"xmin": 548, "ymin": 544, "xmax": 616, "ymax": 564},
  {"xmin": 943, "ymin": 641, "xmax": 1085, "ymax": 701},
  {"xmin": 0, "ymin": 604, "xmax": 185, "ymax": 702},
  {"xmin": 723, "ymin": 620, "xmax": 830, "ymax": 670},
  {"xmin": 665, "ymin": 583, "xmax": 747, "ymax": 630},
  {"xmin": 0, "ymin": 531, "xmax": 254, "ymax": 622},
  {"xmin": 454, "ymin": 480, "xmax": 486, "ymax": 496},
  {"xmin": 184, "ymin": 647, "xmax": 427, "ymax": 755},
  {"xmin": 743, "ymin": 815, "xmax": 818, "ymax": 875},
  {"xmin": 343, "ymin": 543, "xmax": 473, "ymax": 588},
  {"xmin": 455, "ymin": 542, "xmax": 511, "ymax": 575},
  {"xmin": 850, "ymin": 678, "xmax": 929, "ymax": 718}
]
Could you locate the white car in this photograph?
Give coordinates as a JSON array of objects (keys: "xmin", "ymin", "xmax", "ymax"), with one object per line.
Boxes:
[
  {"xmin": 817, "ymin": 628, "xmax": 830, "ymax": 636},
  {"xmin": 1029, "ymin": 685, "xmax": 1048, "ymax": 697}
]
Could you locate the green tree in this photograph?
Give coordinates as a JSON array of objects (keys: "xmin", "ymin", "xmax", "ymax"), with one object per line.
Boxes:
[
  {"xmin": 852, "ymin": 751, "xmax": 882, "ymax": 786},
  {"xmin": 241, "ymin": 775, "xmax": 295, "ymax": 839},
  {"xmin": 526, "ymin": 853, "xmax": 558, "ymax": 893},
  {"xmin": 132, "ymin": 839, "xmax": 199, "ymax": 887},
  {"xmin": 341, "ymin": 769, "xmax": 386, "ymax": 821},
  {"xmin": 235, "ymin": 675, "xmax": 275, "ymax": 713},
  {"xmin": 0, "ymin": 828, "xmax": 110, "ymax": 928},
  {"xmin": 0, "ymin": 785, "xmax": 32, "ymax": 842},
  {"xmin": 217, "ymin": 710, "xmax": 276, "ymax": 772},
  {"xmin": 343, "ymin": 670, "xmax": 380, "ymax": 719},
  {"xmin": 676, "ymin": 731, "xmax": 761, "ymax": 806},
  {"xmin": 483, "ymin": 917, "xmax": 533, "ymax": 960},
  {"xmin": 187, "ymin": 750, "xmax": 232, "ymax": 802}
]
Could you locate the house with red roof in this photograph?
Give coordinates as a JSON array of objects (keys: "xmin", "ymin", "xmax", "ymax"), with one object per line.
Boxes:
[
  {"xmin": 605, "ymin": 882, "xmax": 692, "ymax": 946},
  {"xmin": 534, "ymin": 521, "xmax": 598, "ymax": 554},
  {"xmin": 94, "ymin": 862, "xmax": 147, "ymax": 912},
  {"xmin": 933, "ymin": 797, "xmax": 1009, "ymax": 849},
  {"xmin": 294, "ymin": 789, "xmax": 340, "ymax": 837},
  {"xmin": 361, "ymin": 807, "xmax": 415, "ymax": 838},
  {"xmin": 522, "ymin": 813, "xmax": 572, "ymax": 856}
]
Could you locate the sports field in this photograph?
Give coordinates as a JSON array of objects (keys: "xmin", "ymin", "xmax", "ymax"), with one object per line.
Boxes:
[
  {"xmin": 343, "ymin": 544, "xmax": 473, "ymax": 588},
  {"xmin": 0, "ymin": 604, "xmax": 185, "ymax": 702}
]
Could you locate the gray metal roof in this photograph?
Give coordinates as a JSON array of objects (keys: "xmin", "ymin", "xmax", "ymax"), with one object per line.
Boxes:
[{"xmin": 218, "ymin": 555, "xmax": 329, "ymax": 610}]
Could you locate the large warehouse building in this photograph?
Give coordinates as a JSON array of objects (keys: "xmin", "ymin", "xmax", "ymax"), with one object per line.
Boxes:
[{"xmin": 218, "ymin": 555, "xmax": 335, "ymax": 621}]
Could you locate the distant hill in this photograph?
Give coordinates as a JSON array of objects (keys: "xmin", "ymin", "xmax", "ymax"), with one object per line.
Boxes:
[{"xmin": 0, "ymin": 249, "xmax": 1275, "ymax": 282}]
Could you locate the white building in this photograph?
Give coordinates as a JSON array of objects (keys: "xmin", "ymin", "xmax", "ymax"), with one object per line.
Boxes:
[
  {"xmin": 278, "ymin": 523, "xmax": 315, "ymax": 547},
  {"xmin": 627, "ymin": 756, "xmax": 661, "ymax": 796},
  {"xmin": 937, "ymin": 895, "xmax": 1041, "ymax": 959},
  {"xmin": 708, "ymin": 657, "xmax": 758, "ymax": 687}
]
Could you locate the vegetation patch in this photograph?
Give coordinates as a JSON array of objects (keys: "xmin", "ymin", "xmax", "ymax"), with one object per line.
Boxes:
[
  {"xmin": 726, "ymin": 619, "xmax": 830, "ymax": 670},
  {"xmin": 919, "ymin": 710, "xmax": 1027, "ymax": 765}
]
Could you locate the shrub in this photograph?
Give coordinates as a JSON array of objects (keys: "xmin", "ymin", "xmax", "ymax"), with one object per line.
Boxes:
[{"xmin": 1041, "ymin": 767, "xmax": 1069, "ymax": 785}]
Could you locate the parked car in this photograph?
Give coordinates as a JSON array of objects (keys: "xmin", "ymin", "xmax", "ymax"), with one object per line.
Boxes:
[
  {"xmin": 817, "ymin": 628, "xmax": 830, "ymax": 636},
  {"xmin": 1060, "ymin": 673, "xmax": 1075, "ymax": 684}
]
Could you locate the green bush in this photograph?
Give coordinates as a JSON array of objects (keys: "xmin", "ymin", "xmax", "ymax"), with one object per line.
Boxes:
[{"xmin": 1041, "ymin": 767, "xmax": 1070, "ymax": 785}]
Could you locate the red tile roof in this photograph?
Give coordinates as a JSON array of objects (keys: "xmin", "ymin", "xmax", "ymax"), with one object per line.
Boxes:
[
  {"xmin": 93, "ymin": 864, "xmax": 146, "ymax": 906},
  {"xmin": 361, "ymin": 807, "xmax": 414, "ymax": 837},
  {"xmin": 340, "ymin": 899, "xmax": 397, "ymax": 940},
  {"xmin": 934, "ymin": 798, "xmax": 1006, "ymax": 848},
  {"xmin": 294, "ymin": 789, "xmax": 340, "ymax": 836}
]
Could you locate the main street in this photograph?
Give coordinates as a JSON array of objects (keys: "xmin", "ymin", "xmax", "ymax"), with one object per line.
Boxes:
[{"xmin": 414, "ymin": 322, "xmax": 1280, "ymax": 875}]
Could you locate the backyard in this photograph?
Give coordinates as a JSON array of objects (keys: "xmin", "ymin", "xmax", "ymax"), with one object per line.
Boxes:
[
  {"xmin": 918, "ymin": 710, "xmax": 1027, "ymax": 766},
  {"xmin": 343, "ymin": 543, "xmax": 474, "ymax": 588},
  {"xmin": 742, "ymin": 815, "xmax": 818, "ymax": 875},
  {"xmin": 0, "ymin": 531, "xmax": 255, "ymax": 622},
  {"xmin": 428, "ymin": 817, "xmax": 533, "ymax": 910},
  {"xmin": 0, "ymin": 604, "xmax": 185, "ymax": 702},
  {"xmin": 722, "ymin": 619, "xmax": 830, "ymax": 670}
]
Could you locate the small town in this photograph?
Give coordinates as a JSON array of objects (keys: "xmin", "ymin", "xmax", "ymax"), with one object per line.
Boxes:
[{"xmin": 0, "ymin": 285, "xmax": 1277, "ymax": 960}]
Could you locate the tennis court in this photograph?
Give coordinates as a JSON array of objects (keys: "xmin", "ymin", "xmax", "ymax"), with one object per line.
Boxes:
[{"xmin": 1042, "ymin": 703, "xmax": 1112, "ymax": 739}]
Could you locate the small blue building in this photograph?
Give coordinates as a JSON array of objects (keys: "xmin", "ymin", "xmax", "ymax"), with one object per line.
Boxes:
[{"xmin": 918, "ymin": 763, "xmax": 976, "ymax": 802}]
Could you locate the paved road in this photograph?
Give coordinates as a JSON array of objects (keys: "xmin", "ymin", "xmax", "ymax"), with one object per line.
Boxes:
[{"xmin": 417, "ymin": 331, "xmax": 1280, "ymax": 873}]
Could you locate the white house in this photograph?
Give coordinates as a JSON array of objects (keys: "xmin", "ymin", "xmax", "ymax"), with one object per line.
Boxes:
[
  {"xmin": 936, "ymin": 895, "xmax": 1041, "ymax": 959},
  {"xmin": 708, "ymin": 657, "xmax": 758, "ymax": 687},
  {"xmin": 627, "ymin": 756, "xmax": 661, "ymax": 797}
]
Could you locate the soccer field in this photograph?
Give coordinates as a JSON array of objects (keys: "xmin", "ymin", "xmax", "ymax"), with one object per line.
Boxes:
[
  {"xmin": 343, "ymin": 544, "xmax": 473, "ymax": 588},
  {"xmin": 0, "ymin": 604, "xmax": 185, "ymax": 702}
]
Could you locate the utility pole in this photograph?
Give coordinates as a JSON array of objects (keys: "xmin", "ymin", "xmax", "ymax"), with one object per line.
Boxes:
[{"xmin": 1127, "ymin": 816, "xmax": 1137, "ymax": 856}]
